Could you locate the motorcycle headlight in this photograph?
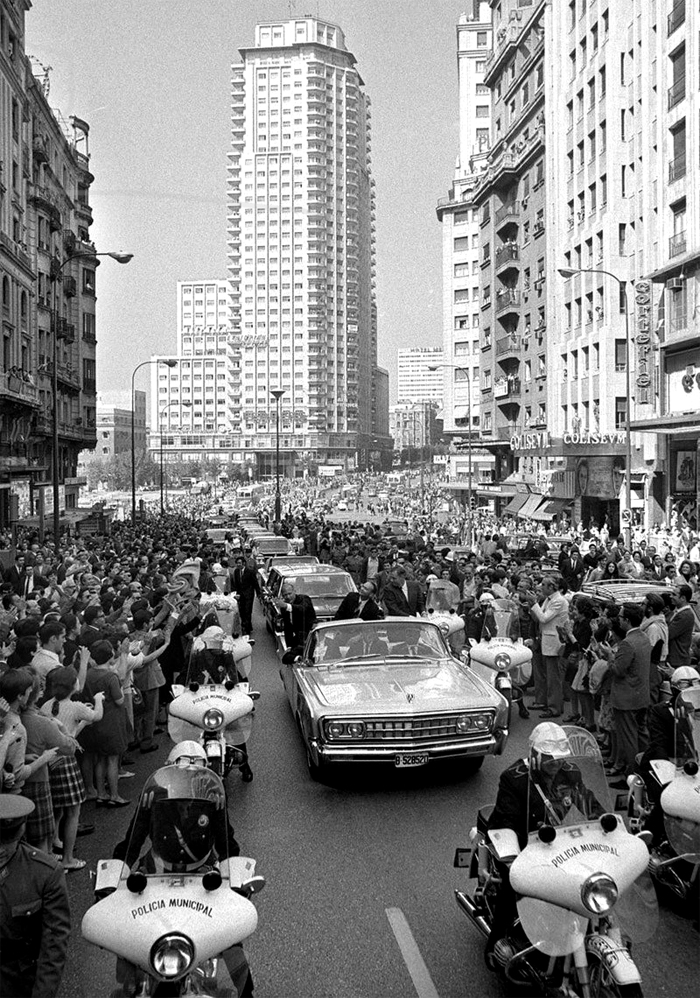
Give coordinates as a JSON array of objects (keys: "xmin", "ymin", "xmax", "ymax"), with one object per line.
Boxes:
[
  {"xmin": 203, "ymin": 708, "xmax": 224, "ymax": 730},
  {"xmin": 581, "ymin": 873, "xmax": 618, "ymax": 914},
  {"xmin": 150, "ymin": 933, "xmax": 195, "ymax": 979},
  {"xmin": 494, "ymin": 652, "xmax": 512, "ymax": 669}
]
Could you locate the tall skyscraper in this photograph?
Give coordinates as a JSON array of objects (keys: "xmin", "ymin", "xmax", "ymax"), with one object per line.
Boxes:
[
  {"xmin": 437, "ymin": 2, "xmax": 493, "ymax": 437},
  {"xmin": 226, "ymin": 16, "xmax": 383, "ymax": 476}
]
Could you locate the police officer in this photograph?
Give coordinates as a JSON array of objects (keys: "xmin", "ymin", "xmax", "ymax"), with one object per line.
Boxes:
[{"xmin": 0, "ymin": 795, "xmax": 71, "ymax": 998}]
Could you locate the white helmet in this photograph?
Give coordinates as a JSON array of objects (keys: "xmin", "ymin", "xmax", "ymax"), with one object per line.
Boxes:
[
  {"xmin": 670, "ymin": 666, "xmax": 700, "ymax": 694},
  {"xmin": 166, "ymin": 740, "xmax": 207, "ymax": 767},
  {"xmin": 528, "ymin": 721, "xmax": 571, "ymax": 770}
]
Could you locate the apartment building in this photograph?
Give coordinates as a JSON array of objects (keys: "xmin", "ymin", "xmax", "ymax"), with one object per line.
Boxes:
[
  {"xmin": 226, "ymin": 16, "xmax": 388, "ymax": 476},
  {"xmin": 396, "ymin": 347, "xmax": 444, "ymax": 405},
  {"xmin": 470, "ymin": 0, "xmax": 547, "ymax": 512},
  {"xmin": 437, "ymin": 2, "xmax": 493, "ymax": 439},
  {"xmin": 1, "ymin": 0, "xmax": 98, "ymax": 528}
]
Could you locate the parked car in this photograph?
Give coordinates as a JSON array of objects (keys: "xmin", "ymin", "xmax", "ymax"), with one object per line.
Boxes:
[
  {"xmin": 260, "ymin": 564, "xmax": 356, "ymax": 644},
  {"xmin": 279, "ymin": 618, "xmax": 509, "ymax": 779}
]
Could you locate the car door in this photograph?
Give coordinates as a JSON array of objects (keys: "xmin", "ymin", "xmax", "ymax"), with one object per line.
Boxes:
[{"xmin": 262, "ymin": 569, "xmax": 281, "ymax": 626}]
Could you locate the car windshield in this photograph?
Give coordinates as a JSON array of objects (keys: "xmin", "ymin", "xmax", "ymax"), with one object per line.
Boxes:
[
  {"xmin": 306, "ymin": 621, "xmax": 448, "ymax": 663},
  {"xmin": 293, "ymin": 574, "xmax": 355, "ymax": 597},
  {"xmin": 480, "ymin": 599, "xmax": 521, "ymax": 641}
]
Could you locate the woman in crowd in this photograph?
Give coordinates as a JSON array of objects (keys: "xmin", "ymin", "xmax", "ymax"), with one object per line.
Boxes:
[
  {"xmin": 40, "ymin": 665, "xmax": 104, "ymax": 870},
  {"xmin": 79, "ymin": 639, "xmax": 130, "ymax": 807}
]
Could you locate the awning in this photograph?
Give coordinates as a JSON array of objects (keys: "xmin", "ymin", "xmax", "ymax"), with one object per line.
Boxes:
[
  {"xmin": 452, "ymin": 405, "xmax": 470, "ymax": 419},
  {"xmin": 530, "ymin": 498, "xmax": 574, "ymax": 521},
  {"xmin": 502, "ymin": 492, "xmax": 530, "ymax": 515},
  {"xmin": 518, "ymin": 494, "xmax": 547, "ymax": 519}
]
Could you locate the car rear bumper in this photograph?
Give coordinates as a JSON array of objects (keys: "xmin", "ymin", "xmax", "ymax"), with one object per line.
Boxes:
[{"xmin": 309, "ymin": 729, "xmax": 508, "ymax": 766}]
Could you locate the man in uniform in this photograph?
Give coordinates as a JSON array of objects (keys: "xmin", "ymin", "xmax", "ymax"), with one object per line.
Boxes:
[{"xmin": 0, "ymin": 795, "xmax": 71, "ymax": 998}]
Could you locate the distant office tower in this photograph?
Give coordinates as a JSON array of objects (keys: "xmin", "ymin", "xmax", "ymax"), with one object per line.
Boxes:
[
  {"xmin": 397, "ymin": 348, "xmax": 444, "ymax": 406},
  {"xmin": 227, "ymin": 16, "xmax": 386, "ymax": 476},
  {"xmin": 437, "ymin": 2, "xmax": 493, "ymax": 436}
]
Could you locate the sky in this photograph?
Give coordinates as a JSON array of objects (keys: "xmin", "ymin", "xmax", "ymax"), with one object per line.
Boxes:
[{"xmin": 26, "ymin": 0, "xmax": 471, "ymax": 402}]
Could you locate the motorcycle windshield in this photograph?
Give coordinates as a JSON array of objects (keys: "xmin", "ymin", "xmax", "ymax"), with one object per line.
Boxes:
[
  {"xmin": 425, "ymin": 580, "xmax": 460, "ymax": 612},
  {"xmin": 480, "ymin": 600, "xmax": 521, "ymax": 642},
  {"xmin": 526, "ymin": 726, "xmax": 612, "ymax": 829},
  {"xmin": 676, "ymin": 688, "xmax": 700, "ymax": 765},
  {"xmin": 184, "ymin": 634, "xmax": 239, "ymax": 686},
  {"xmin": 122, "ymin": 765, "xmax": 230, "ymax": 874}
]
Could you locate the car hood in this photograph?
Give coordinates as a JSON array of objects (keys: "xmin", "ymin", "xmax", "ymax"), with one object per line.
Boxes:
[{"xmin": 298, "ymin": 658, "xmax": 502, "ymax": 712}]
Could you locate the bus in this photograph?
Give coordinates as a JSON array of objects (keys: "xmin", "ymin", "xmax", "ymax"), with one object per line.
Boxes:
[{"xmin": 237, "ymin": 483, "xmax": 266, "ymax": 501}]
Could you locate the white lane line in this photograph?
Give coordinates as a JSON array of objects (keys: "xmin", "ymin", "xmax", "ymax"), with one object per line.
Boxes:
[{"xmin": 385, "ymin": 906, "xmax": 441, "ymax": 998}]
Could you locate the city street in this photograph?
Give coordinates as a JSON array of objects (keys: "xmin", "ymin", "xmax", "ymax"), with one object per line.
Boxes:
[{"xmin": 59, "ymin": 603, "xmax": 698, "ymax": 998}]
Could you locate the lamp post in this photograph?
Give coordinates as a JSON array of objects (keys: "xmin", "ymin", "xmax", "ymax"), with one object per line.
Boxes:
[
  {"xmin": 271, "ymin": 389, "xmax": 285, "ymax": 523},
  {"xmin": 558, "ymin": 267, "xmax": 632, "ymax": 546},
  {"xmin": 429, "ymin": 363, "xmax": 473, "ymax": 548},
  {"xmin": 131, "ymin": 358, "xmax": 177, "ymax": 522},
  {"xmin": 50, "ymin": 250, "xmax": 132, "ymax": 543},
  {"xmin": 160, "ymin": 400, "xmax": 191, "ymax": 515}
]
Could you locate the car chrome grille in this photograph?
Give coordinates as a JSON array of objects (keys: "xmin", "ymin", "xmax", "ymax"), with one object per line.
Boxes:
[{"xmin": 364, "ymin": 714, "xmax": 492, "ymax": 740}]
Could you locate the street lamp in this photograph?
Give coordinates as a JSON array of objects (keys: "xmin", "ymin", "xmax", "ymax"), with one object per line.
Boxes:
[
  {"xmin": 50, "ymin": 250, "xmax": 132, "ymax": 543},
  {"xmin": 429, "ymin": 363, "xmax": 473, "ymax": 548},
  {"xmin": 160, "ymin": 400, "xmax": 191, "ymax": 515},
  {"xmin": 131, "ymin": 358, "xmax": 177, "ymax": 522},
  {"xmin": 558, "ymin": 266, "xmax": 632, "ymax": 545},
  {"xmin": 271, "ymin": 389, "xmax": 285, "ymax": 522}
]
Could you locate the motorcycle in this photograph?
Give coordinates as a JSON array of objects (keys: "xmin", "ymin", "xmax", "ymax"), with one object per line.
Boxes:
[
  {"xmin": 82, "ymin": 763, "xmax": 264, "ymax": 997},
  {"xmin": 627, "ymin": 686, "xmax": 700, "ymax": 906},
  {"xmin": 168, "ymin": 632, "xmax": 259, "ymax": 781},
  {"xmin": 455, "ymin": 725, "xmax": 657, "ymax": 996},
  {"xmin": 465, "ymin": 598, "xmax": 532, "ymax": 721},
  {"xmin": 423, "ymin": 578, "xmax": 465, "ymax": 655}
]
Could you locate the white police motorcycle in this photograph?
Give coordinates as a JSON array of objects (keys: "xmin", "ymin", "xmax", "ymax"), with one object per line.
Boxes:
[
  {"xmin": 455, "ymin": 726, "xmax": 657, "ymax": 996},
  {"xmin": 168, "ymin": 630, "xmax": 258, "ymax": 782},
  {"xmin": 82, "ymin": 760, "xmax": 264, "ymax": 996}
]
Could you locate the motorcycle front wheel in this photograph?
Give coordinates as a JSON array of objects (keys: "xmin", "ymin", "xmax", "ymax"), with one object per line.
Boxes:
[{"xmin": 582, "ymin": 951, "xmax": 643, "ymax": 998}]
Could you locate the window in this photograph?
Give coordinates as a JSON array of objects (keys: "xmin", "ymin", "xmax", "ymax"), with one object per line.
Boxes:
[
  {"xmin": 82, "ymin": 269, "xmax": 95, "ymax": 294},
  {"xmin": 614, "ymin": 340, "xmax": 626, "ymax": 371},
  {"xmin": 454, "ymin": 236, "xmax": 469, "ymax": 252},
  {"xmin": 477, "ymin": 31, "xmax": 488, "ymax": 47},
  {"xmin": 476, "ymin": 105, "xmax": 489, "ymax": 117},
  {"xmin": 482, "ymin": 369, "xmax": 492, "ymax": 390},
  {"xmin": 615, "ymin": 397, "xmax": 627, "ymax": 429}
]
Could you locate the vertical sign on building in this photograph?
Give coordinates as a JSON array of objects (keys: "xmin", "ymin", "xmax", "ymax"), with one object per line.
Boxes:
[{"xmin": 634, "ymin": 279, "xmax": 655, "ymax": 416}]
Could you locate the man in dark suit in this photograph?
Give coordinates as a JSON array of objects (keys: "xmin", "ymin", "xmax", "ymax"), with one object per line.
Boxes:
[
  {"xmin": 227, "ymin": 555, "xmax": 260, "ymax": 635},
  {"xmin": 560, "ymin": 545, "xmax": 586, "ymax": 592},
  {"xmin": 274, "ymin": 581, "xmax": 316, "ymax": 651},
  {"xmin": 382, "ymin": 566, "xmax": 425, "ymax": 617},
  {"xmin": 3, "ymin": 554, "xmax": 33, "ymax": 599},
  {"xmin": 333, "ymin": 580, "xmax": 385, "ymax": 621}
]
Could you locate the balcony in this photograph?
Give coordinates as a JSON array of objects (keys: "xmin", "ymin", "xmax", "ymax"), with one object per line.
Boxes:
[
  {"xmin": 55, "ymin": 318, "xmax": 75, "ymax": 343},
  {"xmin": 669, "ymin": 231, "xmax": 687, "ymax": 258},
  {"xmin": 494, "ymin": 377, "xmax": 521, "ymax": 400},
  {"xmin": 495, "ymin": 243, "xmax": 520, "ymax": 271},
  {"xmin": 495, "ymin": 202, "xmax": 520, "ymax": 229},
  {"xmin": 496, "ymin": 334, "xmax": 520, "ymax": 358},
  {"xmin": 669, "ymin": 152, "xmax": 686, "ymax": 183},
  {"xmin": 668, "ymin": 76, "xmax": 686, "ymax": 110},
  {"xmin": 56, "ymin": 363, "xmax": 81, "ymax": 390},
  {"xmin": 0, "ymin": 371, "xmax": 40, "ymax": 406},
  {"xmin": 495, "ymin": 289, "xmax": 521, "ymax": 315}
]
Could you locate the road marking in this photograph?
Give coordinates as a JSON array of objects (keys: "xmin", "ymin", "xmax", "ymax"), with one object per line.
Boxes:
[{"xmin": 385, "ymin": 907, "xmax": 441, "ymax": 998}]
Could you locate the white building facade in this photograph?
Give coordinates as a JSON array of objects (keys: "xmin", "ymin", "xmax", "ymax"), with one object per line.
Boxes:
[{"xmin": 396, "ymin": 347, "xmax": 444, "ymax": 405}]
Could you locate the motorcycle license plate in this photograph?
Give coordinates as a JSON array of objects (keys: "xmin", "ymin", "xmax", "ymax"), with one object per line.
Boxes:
[{"xmin": 395, "ymin": 753, "xmax": 428, "ymax": 768}]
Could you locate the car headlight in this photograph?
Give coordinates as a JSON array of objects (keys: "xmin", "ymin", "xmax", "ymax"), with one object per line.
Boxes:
[
  {"xmin": 581, "ymin": 873, "xmax": 618, "ymax": 914},
  {"xmin": 150, "ymin": 933, "xmax": 195, "ymax": 979},
  {"xmin": 326, "ymin": 721, "xmax": 346, "ymax": 739},
  {"xmin": 346, "ymin": 722, "xmax": 366, "ymax": 739},
  {"xmin": 494, "ymin": 652, "xmax": 512, "ymax": 669},
  {"xmin": 456, "ymin": 715, "xmax": 472, "ymax": 733},
  {"xmin": 203, "ymin": 708, "xmax": 224, "ymax": 730}
]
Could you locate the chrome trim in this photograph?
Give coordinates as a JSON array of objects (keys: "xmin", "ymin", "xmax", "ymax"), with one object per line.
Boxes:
[{"xmin": 312, "ymin": 732, "xmax": 502, "ymax": 764}]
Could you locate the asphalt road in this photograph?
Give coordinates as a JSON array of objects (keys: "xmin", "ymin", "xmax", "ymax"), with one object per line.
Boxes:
[{"xmin": 59, "ymin": 603, "xmax": 699, "ymax": 998}]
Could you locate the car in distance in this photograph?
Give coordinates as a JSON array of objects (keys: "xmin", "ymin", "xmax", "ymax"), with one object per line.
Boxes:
[
  {"xmin": 279, "ymin": 618, "xmax": 509, "ymax": 779},
  {"xmin": 261, "ymin": 564, "xmax": 357, "ymax": 647},
  {"xmin": 257, "ymin": 554, "xmax": 320, "ymax": 590}
]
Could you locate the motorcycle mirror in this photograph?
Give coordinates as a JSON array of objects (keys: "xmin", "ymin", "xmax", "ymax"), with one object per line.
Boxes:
[{"xmin": 241, "ymin": 875, "xmax": 266, "ymax": 896}]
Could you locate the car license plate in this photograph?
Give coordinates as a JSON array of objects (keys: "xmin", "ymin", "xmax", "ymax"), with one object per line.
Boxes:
[{"xmin": 395, "ymin": 753, "xmax": 429, "ymax": 768}]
